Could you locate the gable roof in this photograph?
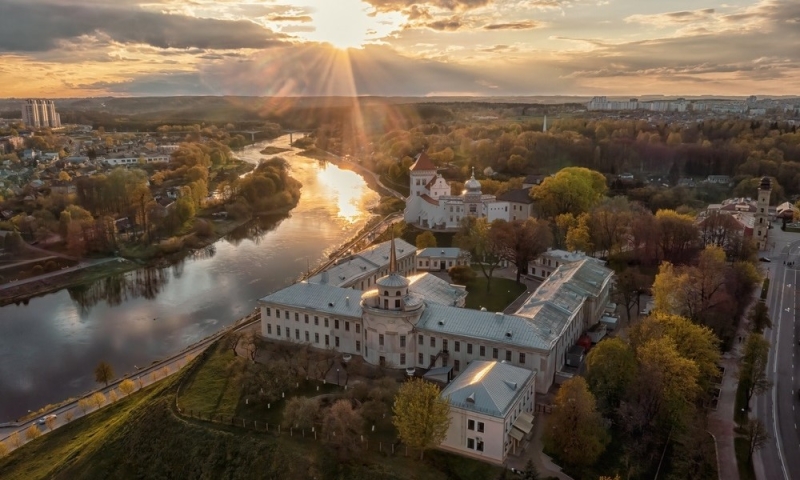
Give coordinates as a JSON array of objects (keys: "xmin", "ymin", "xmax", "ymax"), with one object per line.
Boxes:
[
  {"xmin": 440, "ymin": 360, "xmax": 534, "ymax": 417},
  {"xmin": 259, "ymin": 282, "xmax": 362, "ymax": 318},
  {"xmin": 410, "ymin": 152, "xmax": 436, "ymax": 172},
  {"xmin": 307, "ymin": 238, "xmax": 415, "ymax": 287},
  {"xmin": 407, "ymin": 273, "xmax": 467, "ymax": 307},
  {"xmin": 496, "ymin": 188, "xmax": 534, "ymax": 204}
]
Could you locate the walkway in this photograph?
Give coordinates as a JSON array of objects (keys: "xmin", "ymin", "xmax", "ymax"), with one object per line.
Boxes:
[
  {"xmin": 0, "ymin": 257, "xmax": 124, "ymax": 291},
  {"xmin": 708, "ymin": 351, "xmax": 741, "ymax": 480},
  {"xmin": 505, "ymin": 412, "xmax": 573, "ymax": 480}
]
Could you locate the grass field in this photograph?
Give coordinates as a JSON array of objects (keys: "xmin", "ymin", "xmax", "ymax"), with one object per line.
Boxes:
[
  {"xmin": 465, "ymin": 274, "xmax": 527, "ymax": 312},
  {"xmin": 178, "ymin": 341, "xmax": 242, "ymax": 418},
  {"xmin": 734, "ymin": 437, "xmax": 757, "ymax": 480}
]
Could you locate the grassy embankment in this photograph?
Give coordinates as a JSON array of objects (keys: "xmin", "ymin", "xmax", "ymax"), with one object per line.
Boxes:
[{"xmin": 0, "ymin": 337, "xmax": 503, "ymax": 480}]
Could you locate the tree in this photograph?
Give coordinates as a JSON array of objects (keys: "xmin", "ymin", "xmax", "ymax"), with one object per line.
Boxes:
[
  {"xmin": 94, "ymin": 361, "xmax": 114, "ymax": 386},
  {"xmin": 588, "ymin": 196, "xmax": 633, "ymax": 257},
  {"xmin": 749, "ymin": 301, "xmax": 771, "ymax": 333},
  {"xmin": 738, "ymin": 418, "xmax": 769, "ymax": 462},
  {"xmin": 543, "ymin": 377, "xmax": 609, "ymax": 466},
  {"xmin": 585, "ymin": 338, "xmax": 637, "ymax": 414},
  {"xmin": 283, "ymin": 397, "xmax": 320, "ymax": 430},
  {"xmin": 454, "ymin": 217, "xmax": 503, "ymax": 291},
  {"xmin": 565, "ymin": 213, "xmax": 592, "ymax": 253},
  {"xmin": 491, "ymin": 218, "xmax": 553, "ymax": 283},
  {"xmin": 25, "ymin": 424, "xmax": 42, "ymax": 441},
  {"xmin": 0, "ymin": 440, "xmax": 7, "ymax": 458},
  {"xmin": 393, "ymin": 378, "xmax": 451, "ymax": 460},
  {"xmin": 416, "ymin": 231, "xmax": 437, "ymax": 249},
  {"xmin": 448, "ymin": 265, "xmax": 476, "ymax": 285},
  {"xmin": 9, "ymin": 431, "xmax": 21, "ymax": 448},
  {"xmin": 531, "ymin": 167, "xmax": 607, "ymax": 218},
  {"xmin": 613, "ymin": 268, "xmax": 647, "ymax": 321},
  {"xmin": 57, "ymin": 170, "xmax": 71, "ymax": 182},
  {"xmin": 78, "ymin": 398, "xmax": 91, "ymax": 414},
  {"xmin": 119, "ymin": 379, "xmax": 136, "ymax": 396},
  {"xmin": 45, "ymin": 415, "xmax": 56, "ymax": 431},
  {"xmin": 519, "ymin": 459, "xmax": 539, "ymax": 480},
  {"xmin": 738, "ymin": 334, "xmax": 772, "ymax": 407},
  {"xmin": 64, "ymin": 411, "xmax": 74, "ymax": 422},
  {"xmin": 90, "ymin": 391, "xmax": 107, "ymax": 410},
  {"xmin": 323, "ymin": 399, "xmax": 363, "ymax": 459}
]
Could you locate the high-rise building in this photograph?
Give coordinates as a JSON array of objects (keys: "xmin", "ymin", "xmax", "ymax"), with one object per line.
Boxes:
[
  {"xmin": 754, "ymin": 176, "xmax": 771, "ymax": 250},
  {"xmin": 21, "ymin": 99, "xmax": 61, "ymax": 128}
]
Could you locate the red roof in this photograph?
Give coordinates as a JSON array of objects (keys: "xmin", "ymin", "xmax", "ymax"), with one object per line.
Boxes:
[
  {"xmin": 410, "ymin": 152, "xmax": 436, "ymax": 172},
  {"xmin": 421, "ymin": 194, "xmax": 439, "ymax": 206}
]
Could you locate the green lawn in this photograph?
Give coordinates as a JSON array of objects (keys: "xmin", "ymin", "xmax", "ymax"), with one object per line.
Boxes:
[
  {"xmin": 178, "ymin": 340, "xmax": 242, "ymax": 418},
  {"xmin": 465, "ymin": 274, "xmax": 527, "ymax": 312},
  {"xmin": 734, "ymin": 437, "xmax": 757, "ymax": 480}
]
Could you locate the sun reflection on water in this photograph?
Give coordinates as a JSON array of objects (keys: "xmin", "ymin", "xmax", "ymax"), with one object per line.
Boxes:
[{"xmin": 315, "ymin": 164, "xmax": 374, "ymax": 223}]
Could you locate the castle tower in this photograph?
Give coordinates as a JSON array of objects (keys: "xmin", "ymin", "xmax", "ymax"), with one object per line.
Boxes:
[
  {"xmin": 755, "ymin": 176, "xmax": 771, "ymax": 250},
  {"xmin": 409, "ymin": 151, "xmax": 437, "ymax": 198},
  {"xmin": 463, "ymin": 167, "xmax": 483, "ymax": 216}
]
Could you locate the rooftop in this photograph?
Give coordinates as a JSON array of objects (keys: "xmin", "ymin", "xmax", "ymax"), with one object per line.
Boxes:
[
  {"xmin": 407, "ymin": 273, "xmax": 467, "ymax": 307},
  {"xmin": 417, "ymin": 247, "xmax": 464, "ymax": 259},
  {"xmin": 440, "ymin": 360, "xmax": 534, "ymax": 418},
  {"xmin": 259, "ymin": 281, "xmax": 362, "ymax": 318},
  {"xmin": 496, "ymin": 188, "xmax": 534, "ymax": 204},
  {"xmin": 410, "ymin": 151, "xmax": 436, "ymax": 172},
  {"xmin": 307, "ymin": 238, "xmax": 415, "ymax": 287}
]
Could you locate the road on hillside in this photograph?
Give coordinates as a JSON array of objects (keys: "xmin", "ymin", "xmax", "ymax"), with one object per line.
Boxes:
[{"xmin": 755, "ymin": 238, "xmax": 800, "ymax": 480}]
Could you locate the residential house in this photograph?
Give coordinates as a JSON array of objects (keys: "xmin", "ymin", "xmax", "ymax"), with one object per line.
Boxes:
[{"xmin": 416, "ymin": 247, "xmax": 470, "ymax": 272}]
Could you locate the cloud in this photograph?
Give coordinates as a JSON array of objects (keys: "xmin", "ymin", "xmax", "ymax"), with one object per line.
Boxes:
[
  {"xmin": 625, "ymin": 8, "xmax": 716, "ymax": 27},
  {"xmin": 425, "ymin": 17, "xmax": 465, "ymax": 31},
  {"xmin": 483, "ymin": 20, "xmax": 539, "ymax": 30},
  {"xmin": 366, "ymin": 0, "xmax": 492, "ymax": 13},
  {"xmin": 0, "ymin": 0, "xmax": 285, "ymax": 52},
  {"xmin": 269, "ymin": 15, "xmax": 313, "ymax": 23}
]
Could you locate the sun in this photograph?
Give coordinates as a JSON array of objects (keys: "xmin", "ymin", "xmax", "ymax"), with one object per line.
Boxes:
[{"xmin": 305, "ymin": 0, "xmax": 400, "ymax": 49}]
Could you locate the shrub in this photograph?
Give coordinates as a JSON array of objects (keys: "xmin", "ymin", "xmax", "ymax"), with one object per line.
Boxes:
[
  {"xmin": 32, "ymin": 265, "xmax": 44, "ymax": 275},
  {"xmin": 25, "ymin": 424, "xmax": 42, "ymax": 441}
]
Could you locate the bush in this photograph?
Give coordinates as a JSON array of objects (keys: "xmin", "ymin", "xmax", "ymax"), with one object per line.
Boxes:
[
  {"xmin": 760, "ymin": 279, "xmax": 769, "ymax": 300},
  {"xmin": 158, "ymin": 237, "xmax": 184, "ymax": 255},
  {"xmin": 448, "ymin": 265, "xmax": 476, "ymax": 285},
  {"xmin": 193, "ymin": 219, "xmax": 215, "ymax": 238},
  {"xmin": 31, "ymin": 265, "xmax": 44, "ymax": 275},
  {"xmin": 226, "ymin": 199, "xmax": 251, "ymax": 220}
]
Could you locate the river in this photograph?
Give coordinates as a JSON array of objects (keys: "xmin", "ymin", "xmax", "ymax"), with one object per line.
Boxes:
[{"xmin": 0, "ymin": 135, "xmax": 380, "ymax": 421}]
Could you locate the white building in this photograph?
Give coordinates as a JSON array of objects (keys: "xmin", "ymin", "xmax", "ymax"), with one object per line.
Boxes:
[
  {"xmin": 528, "ymin": 249, "xmax": 596, "ymax": 281},
  {"xmin": 307, "ymin": 239, "xmax": 416, "ymax": 290},
  {"xmin": 404, "ymin": 152, "xmax": 513, "ymax": 231},
  {"xmin": 439, "ymin": 360, "xmax": 536, "ymax": 464},
  {"xmin": 416, "ymin": 247, "xmax": 470, "ymax": 272},
  {"xmin": 21, "ymin": 99, "xmax": 61, "ymax": 129},
  {"xmin": 495, "ymin": 188, "xmax": 535, "ymax": 221},
  {"xmin": 259, "ymin": 238, "xmax": 614, "ymax": 395},
  {"xmin": 102, "ymin": 154, "xmax": 171, "ymax": 166}
]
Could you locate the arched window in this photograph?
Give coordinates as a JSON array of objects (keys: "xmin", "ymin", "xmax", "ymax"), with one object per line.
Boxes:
[
  {"xmin": 396, "ymin": 291, "xmax": 401, "ymax": 296},
  {"xmin": 383, "ymin": 291, "xmax": 389, "ymax": 296}
]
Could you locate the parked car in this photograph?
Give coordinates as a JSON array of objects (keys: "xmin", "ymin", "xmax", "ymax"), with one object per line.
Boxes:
[{"xmin": 759, "ymin": 257, "xmax": 771, "ymax": 262}]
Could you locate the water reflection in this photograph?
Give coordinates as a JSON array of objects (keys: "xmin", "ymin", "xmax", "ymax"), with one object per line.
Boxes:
[{"xmin": 316, "ymin": 163, "xmax": 374, "ymax": 223}]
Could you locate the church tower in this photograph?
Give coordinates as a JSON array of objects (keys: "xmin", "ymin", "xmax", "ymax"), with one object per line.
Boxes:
[
  {"xmin": 409, "ymin": 152, "xmax": 437, "ymax": 198},
  {"xmin": 463, "ymin": 167, "xmax": 483, "ymax": 217},
  {"xmin": 755, "ymin": 176, "xmax": 771, "ymax": 250}
]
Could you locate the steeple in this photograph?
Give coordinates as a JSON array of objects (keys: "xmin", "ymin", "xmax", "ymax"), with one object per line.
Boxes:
[{"xmin": 389, "ymin": 227, "xmax": 397, "ymax": 273}]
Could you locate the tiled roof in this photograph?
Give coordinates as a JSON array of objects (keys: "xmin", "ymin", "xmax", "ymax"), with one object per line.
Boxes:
[
  {"xmin": 440, "ymin": 360, "xmax": 534, "ymax": 417},
  {"xmin": 421, "ymin": 194, "xmax": 439, "ymax": 206},
  {"xmin": 259, "ymin": 282, "xmax": 363, "ymax": 318},
  {"xmin": 416, "ymin": 303, "xmax": 550, "ymax": 351},
  {"xmin": 410, "ymin": 151, "xmax": 436, "ymax": 172}
]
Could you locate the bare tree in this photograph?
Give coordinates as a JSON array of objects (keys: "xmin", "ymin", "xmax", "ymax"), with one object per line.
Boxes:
[{"xmin": 738, "ymin": 418, "xmax": 769, "ymax": 463}]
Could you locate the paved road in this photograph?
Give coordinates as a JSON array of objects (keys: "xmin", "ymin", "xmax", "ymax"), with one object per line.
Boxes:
[
  {"xmin": 754, "ymin": 233, "xmax": 800, "ymax": 480},
  {"xmin": 0, "ymin": 312, "xmax": 260, "ymax": 453},
  {"xmin": 0, "ymin": 257, "xmax": 124, "ymax": 291}
]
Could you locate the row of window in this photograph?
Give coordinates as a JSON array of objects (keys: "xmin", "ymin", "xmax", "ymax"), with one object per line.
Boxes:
[
  {"xmin": 466, "ymin": 438, "xmax": 485, "ymax": 452},
  {"xmin": 263, "ymin": 308, "xmax": 362, "ymax": 333},
  {"xmin": 417, "ymin": 335, "xmax": 527, "ymax": 365}
]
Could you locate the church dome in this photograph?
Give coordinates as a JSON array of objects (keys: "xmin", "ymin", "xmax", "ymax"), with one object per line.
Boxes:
[
  {"xmin": 377, "ymin": 272, "xmax": 410, "ymax": 288},
  {"xmin": 465, "ymin": 168, "xmax": 481, "ymax": 193}
]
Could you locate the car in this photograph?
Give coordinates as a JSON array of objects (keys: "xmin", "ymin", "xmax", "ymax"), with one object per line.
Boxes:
[
  {"xmin": 759, "ymin": 257, "xmax": 771, "ymax": 262},
  {"xmin": 37, "ymin": 414, "xmax": 56, "ymax": 425}
]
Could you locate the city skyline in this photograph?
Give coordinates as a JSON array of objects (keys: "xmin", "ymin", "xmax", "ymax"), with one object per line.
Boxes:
[{"xmin": 0, "ymin": 0, "xmax": 798, "ymax": 97}]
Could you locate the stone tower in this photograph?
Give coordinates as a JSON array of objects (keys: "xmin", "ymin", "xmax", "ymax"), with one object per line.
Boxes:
[{"xmin": 755, "ymin": 176, "xmax": 771, "ymax": 250}]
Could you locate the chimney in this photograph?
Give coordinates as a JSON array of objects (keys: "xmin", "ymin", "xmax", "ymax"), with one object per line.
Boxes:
[
  {"xmin": 321, "ymin": 270, "xmax": 329, "ymax": 284},
  {"xmin": 345, "ymin": 296, "xmax": 350, "ymax": 306}
]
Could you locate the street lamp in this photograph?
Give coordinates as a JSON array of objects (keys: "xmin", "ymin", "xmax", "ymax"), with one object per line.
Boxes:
[{"xmin": 337, "ymin": 368, "xmax": 340, "ymax": 386}]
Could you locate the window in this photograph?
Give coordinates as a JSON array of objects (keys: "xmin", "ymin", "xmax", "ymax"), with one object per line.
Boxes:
[
  {"xmin": 267, "ymin": 324, "xmax": 272, "ymax": 335},
  {"xmin": 505, "ymin": 350, "xmax": 511, "ymax": 362},
  {"xmin": 442, "ymin": 356, "xmax": 448, "ymax": 367},
  {"xmin": 395, "ymin": 299, "xmax": 400, "ymax": 308},
  {"xmin": 356, "ymin": 340, "xmax": 361, "ymax": 351},
  {"xmin": 454, "ymin": 359, "xmax": 460, "ymax": 371},
  {"xmin": 443, "ymin": 339, "xmax": 448, "ymax": 352},
  {"xmin": 467, "ymin": 343, "xmax": 473, "ymax": 354},
  {"xmin": 468, "ymin": 419, "xmax": 475, "ymax": 430},
  {"xmin": 430, "ymin": 336, "xmax": 436, "ymax": 348},
  {"xmin": 455, "ymin": 341, "xmax": 460, "ymax": 352},
  {"xmin": 492, "ymin": 348, "xmax": 499, "ymax": 359},
  {"xmin": 400, "ymin": 353, "xmax": 406, "ymax": 365},
  {"xmin": 335, "ymin": 337, "xmax": 340, "ymax": 347},
  {"xmin": 304, "ymin": 314, "xmax": 309, "ymax": 323},
  {"xmin": 285, "ymin": 310, "xmax": 289, "ymax": 320},
  {"xmin": 266, "ymin": 308, "xmax": 271, "ymax": 317},
  {"xmin": 285, "ymin": 327, "xmax": 290, "ymax": 337},
  {"xmin": 355, "ymin": 324, "xmax": 360, "ymax": 334},
  {"xmin": 315, "ymin": 333, "xmax": 319, "ymax": 343},
  {"xmin": 379, "ymin": 334, "xmax": 385, "ymax": 346},
  {"xmin": 418, "ymin": 353, "xmax": 423, "ymax": 365},
  {"xmin": 519, "ymin": 352, "xmax": 526, "ymax": 364},
  {"xmin": 345, "ymin": 321, "xmax": 350, "ymax": 332},
  {"xmin": 276, "ymin": 309, "xmax": 281, "ymax": 319},
  {"xmin": 324, "ymin": 318, "xmax": 329, "ymax": 328},
  {"xmin": 476, "ymin": 440, "xmax": 484, "ymax": 452},
  {"xmin": 314, "ymin": 316, "xmax": 319, "ymax": 326},
  {"xmin": 400, "ymin": 335, "xmax": 406, "ymax": 348},
  {"xmin": 467, "ymin": 438, "xmax": 475, "ymax": 450},
  {"xmin": 335, "ymin": 319, "xmax": 340, "ymax": 329},
  {"xmin": 305, "ymin": 331, "xmax": 309, "ymax": 342},
  {"xmin": 418, "ymin": 334, "xmax": 423, "ymax": 345},
  {"xmin": 325, "ymin": 335, "xmax": 330, "ymax": 346},
  {"xmin": 295, "ymin": 329, "xmax": 300, "ymax": 340},
  {"xmin": 480, "ymin": 346, "xmax": 486, "ymax": 356},
  {"xmin": 477, "ymin": 422, "xmax": 485, "ymax": 433}
]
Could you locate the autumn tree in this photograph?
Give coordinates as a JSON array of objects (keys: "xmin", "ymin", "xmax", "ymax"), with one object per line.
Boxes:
[
  {"xmin": 9, "ymin": 431, "xmax": 21, "ymax": 448},
  {"xmin": 0, "ymin": 440, "xmax": 7, "ymax": 458},
  {"xmin": 588, "ymin": 196, "xmax": 633, "ymax": 257},
  {"xmin": 749, "ymin": 301, "xmax": 771, "ymax": 333},
  {"xmin": 94, "ymin": 361, "xmax": 114, "ymax": 386},
  {"xmin": 613, "ymin": 268, "xmax": 648, "ymax": 321},
  {"xmin": 25, "ymin": 424, "xmax": 42, "ymax": 441},
  {"xmin": 393, "ymin": 378, "xmax": 451, "ymax": 460},
  {"xmin": 78, "ymin": 398, "xmax": 91, "ymax": 414},
  {"xmin": 737, "ymin": 418, "xmax": 769, "ymax": 463},
  {"xmin": 543, "ymin": 376, "xmax": 609, "ymax": 466},
  {"xmin": 118, "ymin": 379, "xmax": 136, "ymax": 396},
  {"xmin": 585, "ymin": 337, "xmax": 637, "ymax": 414},
  {"xmin": 323, "ymin": 399, "xmax": 363, "ymax": 459},
  {"xmin": 454, "ymin": 217, "xmax": 503, "ymax": 291},
  {"xmin": 531, "ymin": 167, "xmax": 608, "ymax": 218},
  {"xmin": 491, "ymin": 218, "xmax": 553, "ymax": 283},
  {"xmin": 654, "ymin": 209, "xmax": 698, "ymax": 263},
  {"xmin": 90, "ymin": 392, "xmax": 107, "ymax": 410},
  {"xmin": 45, "ymin": 415, "xmax": 56, "ymax": 431},
  {"xmin": 565, "ymin": 213, "xmax": 592, "ymax": 253},
  {"xmin": 416, "ymin": 231, "xmax": 437, "ymax": 249},
  {"xmin": 283, "ymin": 397, "xmax": 320, "ymax": 430},
  {"xmin": 738, "ymin": 334, "xmax": 772, "ymax": 408}
]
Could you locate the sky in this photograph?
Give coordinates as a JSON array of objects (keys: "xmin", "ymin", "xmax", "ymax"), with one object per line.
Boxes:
[{"xmin": 0, "ymin": 0, "xmax": 798, "ymax": 98}]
